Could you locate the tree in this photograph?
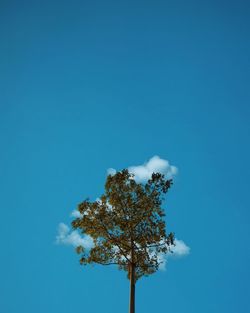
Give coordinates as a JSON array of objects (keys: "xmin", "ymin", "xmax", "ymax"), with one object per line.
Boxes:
[{"xmin": 72, "ymin": 169, "xmax": 175, "ymax": 313}]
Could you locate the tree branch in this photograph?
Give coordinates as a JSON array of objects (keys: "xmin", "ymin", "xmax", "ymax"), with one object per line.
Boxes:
[
  {"xmin": 134, "ymin": 241, "xmax": 168, "ymax": 250},
  {"xmin": 95, "ymin": 261, "xmax": 119, "ymax": 266},
  {"xmin": 98, "ymin": 218, "xmax": 132, "ymax": 264}
]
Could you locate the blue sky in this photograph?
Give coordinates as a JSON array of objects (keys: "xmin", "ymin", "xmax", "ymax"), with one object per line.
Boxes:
[{"xmin": 0, "ymin": 1, "xmax": 249, "ymax": 312}]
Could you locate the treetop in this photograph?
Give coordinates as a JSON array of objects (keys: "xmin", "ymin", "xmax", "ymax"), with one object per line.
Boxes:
[{"xmin": 72, "ymin": 169, "xmax": 175, "ymax": 281}]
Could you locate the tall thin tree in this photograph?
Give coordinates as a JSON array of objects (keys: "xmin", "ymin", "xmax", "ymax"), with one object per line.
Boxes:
[{"xmin": 72, "ymin": 169, "xmax": 175, "ymax": 313}]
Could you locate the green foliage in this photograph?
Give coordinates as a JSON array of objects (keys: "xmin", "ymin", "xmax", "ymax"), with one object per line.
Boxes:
[{"xmin": 72, "ymin": 169, "xmax": 174, "ymax": 281}]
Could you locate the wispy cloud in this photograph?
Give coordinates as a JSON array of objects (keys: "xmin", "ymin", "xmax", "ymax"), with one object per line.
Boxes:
[
  {"xmin": 107, "ymin": 168, "xmax": 116, "ymax": 176},
  {"xmin": 71, "ymin": 210, "xmax": 83, "ymax": 218},
  {"xmin": 170, "ymin": 239, "xmax": 190, "ymax": 257},
  {"xmin": 158, "ymin": 239, "xmax": 190, "ymax": 270},
  {"xmin": 107, "ymin": 156, "xmax": 178, "ymax": 183},
  {"xmin": 158, "ymin": 253, "xmax": 168, "ymax": 271},
  {"xmin": 56, "ymin": 223, "xmax": 93, "ymax": 249}
]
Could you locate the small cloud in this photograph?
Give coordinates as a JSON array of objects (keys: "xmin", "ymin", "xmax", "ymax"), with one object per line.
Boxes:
[
  {"xmin": 158, "ymin": 239, "xmax": 190, "ymax": 271},
  {"xmin": 107, "ymin": 156, "xmax": 178, "ymax": 183},
  {"xmin": 128, "ymin": 156, "xmax": 178, "ymax": 182},
  {"xmin": 96, "ymin": 197, "xmax": 102, "ymax": 204},
  {"xmin": 158, "ymin": 253, "xmax": 167, "ymax": 271},
  {"xmin": 56, "ymin": 223, "xmax": 93, "ymax": 249},
  {"xmin": 107, "ymin": 168, "xmax": 116, "ymax": 176},
  {"xmin": 170, "ymin": 239, "xmax": 190, "ymax": 257},
  {"xmin": 71, "ymin": 210, "xmax": 83, "ymax": 218}
]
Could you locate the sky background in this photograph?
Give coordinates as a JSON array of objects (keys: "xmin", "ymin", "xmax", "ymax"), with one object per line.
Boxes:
[{"xmin": 0, "ymin": 0, "xmax": 250, "ymax": 312}]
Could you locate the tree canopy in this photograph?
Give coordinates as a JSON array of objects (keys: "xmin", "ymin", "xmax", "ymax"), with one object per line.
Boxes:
[{"xmin": 71, "ymin": 169, "xmax": 175, "ymax": 281}]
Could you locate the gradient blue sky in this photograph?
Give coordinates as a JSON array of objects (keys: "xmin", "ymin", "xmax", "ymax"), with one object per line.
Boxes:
[{"xmin": 0, "ymin": 1, "xmax": 250, "ymax": 313}]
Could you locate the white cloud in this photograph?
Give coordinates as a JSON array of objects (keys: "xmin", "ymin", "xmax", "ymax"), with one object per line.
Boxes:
[
  {"xmin": 107, "ymin": 156, "xmax": 178, "ymax": 183},
  {"xmin": 157, "ymin": 238, "xmax": 190, "ymax": 270},
  {"xmin": 158, "ymin": 253, "xmax": 168, "ymax": 271},
  {"xmin": 56, "ymin": 223, "xmax": 93, "ymax": 249},
  {"xmin": 142, "ymin": 238, "xmax": 190, "ymax": 271},
  {"xmin": 129, "ymin": 156, "xmax": 178, "ymax": 182},
  {"xmin": 107, "ymin": 168, "xmax": 116, "ymax": 176},
  {"xmin": 170, "ymin": 239, "xmax": 190, "ymax": 257},
  {"xmin": 71, "ymin": 210, "xmax": 83, "ymax": 218}
]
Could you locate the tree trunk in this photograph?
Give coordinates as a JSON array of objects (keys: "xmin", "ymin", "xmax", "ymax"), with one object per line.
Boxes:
[{"xmin": 129, "ymin": 262, "xmax": 135, "ymax": 313}]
